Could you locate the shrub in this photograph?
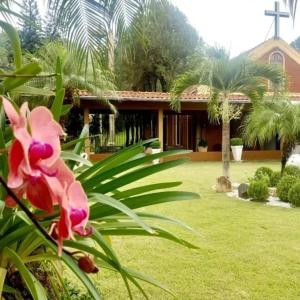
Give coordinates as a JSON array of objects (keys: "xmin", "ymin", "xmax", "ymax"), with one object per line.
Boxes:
[
  {"xmin": 198, "ymin": 139, "xmax": 208, "ymax": 147},
  {"xmin": 269, "ymin": 171, "xmax": 281, "ymax": 187},
  {"xmin": 255, "ymin": 167, "xmax": 273, "ymax": 179},
  {"xmin": 277, "ymin": 175, "xmax": 298, "ymax": 202},
  {"xmin": 284, "ymin": 165, "xmax": 300, "ymax": 178},
  {"xmin": 230, "ymin": 138, "xmax": 243, "ymax": 146},
  {"xmin": 288, "ymin": 182, "xmax": 300, "ymax": 207},
  {"xmin": 248, "ymin": 180, "xmax": 269, "ymax": 202}
]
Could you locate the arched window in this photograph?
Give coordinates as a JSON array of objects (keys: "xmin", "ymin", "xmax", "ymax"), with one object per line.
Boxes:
[
  {"xmin": 269, "ymin": 52, "xmax": 284, "ymax": 69},
  {"xmin": 269, "ymin": 51, "xmax": 285, "ymax": 90}
]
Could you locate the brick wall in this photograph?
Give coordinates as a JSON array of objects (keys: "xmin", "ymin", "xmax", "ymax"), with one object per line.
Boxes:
[{"xmin": 259, "ymin": 47, "xmax": 300, "ymax": 93}]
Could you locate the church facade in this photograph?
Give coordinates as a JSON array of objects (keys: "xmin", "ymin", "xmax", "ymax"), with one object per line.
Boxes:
[{"xmin": 80, "ymin": 2, "xmax": 300, "ymax": 161}]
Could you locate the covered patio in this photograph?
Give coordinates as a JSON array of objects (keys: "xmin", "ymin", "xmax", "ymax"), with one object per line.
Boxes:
[{"xmin": 79, "ymin": 91, "xmax": 284, "ymax": 161}]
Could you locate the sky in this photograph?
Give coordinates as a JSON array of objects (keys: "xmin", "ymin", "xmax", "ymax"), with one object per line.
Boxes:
[{"xmin": 171, "ymin": 0, "xmax": 300, "ymax": 56}]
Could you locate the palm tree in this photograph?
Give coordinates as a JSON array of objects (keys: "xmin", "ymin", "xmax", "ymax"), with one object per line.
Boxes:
[
  {"xmin": 27, "ymin": 42, "xmax": 115, "ymax": 105},
  {"xmin": 242, "ymin": 99, "xmax": 300, "ymax": 173},
  {"xmin": 0, "ymin": 0, "xmax": 162, "ymax": 73},
  {"xmin": 284, "ymin": 0, "xmax": 297, "ymax": 18},
  {"xmin": 171, "ymin": 52, "xmax": 284, "ymax": 182}
]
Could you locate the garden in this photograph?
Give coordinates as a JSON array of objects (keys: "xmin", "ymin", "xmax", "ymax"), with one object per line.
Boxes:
[{"xmin": 1, "ymin": 0, "xmax": 300, "ymax": 299}]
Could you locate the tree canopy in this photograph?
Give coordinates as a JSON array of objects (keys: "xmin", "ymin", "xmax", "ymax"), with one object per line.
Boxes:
[
  {"xmin": 19, "ymin": 0, "xmax": 43, "ymax": 53},
  {"xmin": 115, "ymin": 0, "xmax": 203, "ymax": 92}
]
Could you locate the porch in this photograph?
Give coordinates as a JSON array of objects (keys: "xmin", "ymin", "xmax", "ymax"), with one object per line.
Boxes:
[{"xmin": 79, "ymin": 91, "xmax": 281, "ymax": 161}]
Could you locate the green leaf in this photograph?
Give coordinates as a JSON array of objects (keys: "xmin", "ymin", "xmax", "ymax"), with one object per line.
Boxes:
[
  {"xmin": 60, "ymin": 151, "xmax": 92, "ymax": 167},
  {"xmin": 0, "ymin": 225, "xmax": 35, "ymax": 250},
  {"xmin": 45, "ymin": 240, "xmax": 102, "ymax": 299},
  {"xmin": 0, "ymin": 21, "xmax": 21, "ymax": 69},
  {"xmin": 99, "ymin": 225, "xmax": 198, "ymax": 249},
  {"xmin": 90, "ymin": 158, "xmax": 189, "ymax": 194},
  {"xmin": 61, "ymin": 104, "xmax": 72, "ymax": 116},
  {"xmin": 2, "ymin": 62, "xmax": 42, "ymax": 92},
  {"xmin": 90, "ymin": 193, "xmax": 154, "ymax": 233},
  {"xmin": 51, "ymin": 56, "xmax": 65, "ymax": 121},
  {"xmin": 0, "ymin": 267, "xmax": 7, "ymax": 296},
  {"xmin": 3, "ymin": 247, "xmax": 47, "ymax": 300},
  {"xmin": 82, "ymin": 150, "xmax": 189, "ymax": 190},
  {"xmin": 112, "ymin": 182, "xmax": 182, "ymax": 199},
  {"xmin": 90, "ymin": 191, "xmax": 199, "ymax": 219},
  {"xmin": 77, "ymin": 139, "xmax": 156, "ymax": 182},
  {"xmin": 13, "ymin": 86, "xmax": 55, "ymax": 96},
  {"xmin": 123, "ymin": 266, "xmax": 176, "ymax": 298}
]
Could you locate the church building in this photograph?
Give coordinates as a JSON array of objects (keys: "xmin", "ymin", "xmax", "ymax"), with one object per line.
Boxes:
[{"xmin": 80, "ymin": 1, "xmax": 300, "ymax": 161}]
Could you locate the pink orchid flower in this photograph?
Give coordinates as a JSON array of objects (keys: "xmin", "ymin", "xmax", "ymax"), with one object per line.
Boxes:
[
  {"xmin": 2, "ymin": 98, "xmax": 64, "ymax": 212},
  {"xmin": 50, "ymin": 160, "xmax": 92, "ymax": 253},
  {"xmin": 2, "ymin": 97, "xmax": 91, "ymax": 253}
]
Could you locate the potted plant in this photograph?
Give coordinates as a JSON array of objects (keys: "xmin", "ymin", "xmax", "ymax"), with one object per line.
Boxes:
[
  {"xmin": 230, "ymin": 138, "xmax": 243, "ymax": 161},
  {"xmin": 145, "ymin": 140, "xmax": 161, "ymax": 164},
  {"xmin": 198, "ymin": 139, "xmax": 208, "ymax": 152}
]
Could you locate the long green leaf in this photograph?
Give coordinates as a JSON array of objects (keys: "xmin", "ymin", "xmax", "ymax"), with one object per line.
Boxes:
[
  {"xmin": 90, "ymin": 193, "xmax": 154, "ymax": 233},
  {"xmin": 3, "ymin": 62, "xmax": 42, "ymax": 92},
  {"xmin": 45, "ymin": 240, "xmax": 102, "ymax": 299},
  {"xmin": 51, "ymin": 57, "xmax": 65, "ymax": 121},
  {"xmin": 90, "ymin": 191, "xmax": 199, "ymax": 219},
  {"xmin": 0, "ymin": 267, "xmax": 7, "ymax": 297},
  {"xmin": 82, "ymin": 150, "xmax": 189, "ymax": 190},
  {"xmin": 77, "ymin": 139, "xmax": 156, "ymax": 182},
  {"xmin": 61, "ymin": 151, "xmax": 92, "ymax": 167},
  {"xmin": 3, "ymin": 247, "xmax": 47, "ymax": 300},
  {"xmin": 99, "ymin": 226, "xmax": 198, "ymax": 249},
  {"xmin": 91, "ymin": 158, "xmax": 189, "ymax": 194},
  {"xmin": 0, "ymin": 21, "xmax": 21, "ymax": 69},
  {"xmin": 13, "ymin": 86, "xmax": 55, "ymax": 96},
  {"xmin": 112, "ymin": 182, "xmax": 182, "ymax": 199}
]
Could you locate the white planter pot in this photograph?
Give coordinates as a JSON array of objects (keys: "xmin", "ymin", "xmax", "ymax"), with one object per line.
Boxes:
[
  {"xmin": 151, "ymin": 148, "xmax": 161, "ymax": 164},
  {"xmin": 231, "ymin": 145, "xmax": 243, "ymax": 161},
  {"xmin": 198, "ymin": 146, "xmax": 208, "ymax": 152}
]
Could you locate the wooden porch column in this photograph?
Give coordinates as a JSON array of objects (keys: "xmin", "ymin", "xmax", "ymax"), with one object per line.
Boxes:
[
  {"xmin": 83, "ymin": 107, "xmax": 90, "ymax": 155},
  {"xmin": 158, "ymin": 109, "xmax": 164, "ymax": 150}
]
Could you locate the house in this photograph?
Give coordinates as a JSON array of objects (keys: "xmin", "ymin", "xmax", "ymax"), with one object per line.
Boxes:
[{"xmin": 79, "ymin": 1, "xmax": 300, "ymax": 161}]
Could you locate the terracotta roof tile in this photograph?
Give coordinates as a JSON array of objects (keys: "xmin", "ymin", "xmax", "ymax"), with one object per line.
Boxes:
[{"xmin": 78, "ymin": 90, "xmax": 300, "ymax": 103}]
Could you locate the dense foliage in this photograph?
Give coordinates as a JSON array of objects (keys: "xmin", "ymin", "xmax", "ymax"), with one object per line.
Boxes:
[
  {"xmin": 0, "ymin": 6, "xmax": 200, "ymax": 299},
  {"xmin": 288, "ymin": 182, "xmax": 300, "ymax": 207},
  {"xmin": 277, "ymin": 175, "xmax": 298, "ymax": 202},
  {"xmin": 19, "ymin": 0, "xmax": 43, "ymax": 53},
  {"xmin": 283, "ymin": 165, "xmax": 300, "ymax": 178},
  {"xmin": 115, "ymin": 0, "xmax": 203, "ymax": 91},
  {"xmin": 248, "ymin": 180, "xmax": 269, "ymax": 202},
  {"xmin": 270, "ymin": 171, "xmax": 281, "ymax": 187}
]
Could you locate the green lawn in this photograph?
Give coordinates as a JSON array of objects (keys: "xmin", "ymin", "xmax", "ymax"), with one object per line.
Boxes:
[{"xmin": 93, "ymin": 161, "xmax": 300, "ymax": 299}]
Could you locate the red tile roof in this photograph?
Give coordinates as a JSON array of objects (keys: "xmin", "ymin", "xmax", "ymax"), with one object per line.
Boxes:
[{"xmin": 78, "ymin": 90, "xmax": 300, "ymax": 103}]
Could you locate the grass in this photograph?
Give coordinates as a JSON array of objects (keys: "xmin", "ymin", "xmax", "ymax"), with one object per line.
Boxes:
[{"xmin": 91, "ymin": 161, "xmax": 300, "ymax": 299}]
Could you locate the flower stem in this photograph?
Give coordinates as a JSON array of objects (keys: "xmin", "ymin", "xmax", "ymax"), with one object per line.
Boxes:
[{"xmin": 0, "ymin": 177, "xmax": 72, "ymax": 256}]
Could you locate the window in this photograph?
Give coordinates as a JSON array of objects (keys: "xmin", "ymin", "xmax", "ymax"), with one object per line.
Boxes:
[{"xmin": 269, "ymin": 51, "xmax": 285, "ymax": 90}]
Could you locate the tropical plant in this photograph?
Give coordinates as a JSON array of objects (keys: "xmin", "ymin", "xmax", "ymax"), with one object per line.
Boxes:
[
  {"xmin": 242, "ymin": 99, "xmax": 300, "ymax": 173},
  {"xmin": 284, "ymin": 0, "xmax": 298, "ymax": 19},
  {"xmin": 0, "ymin": 23, "xmax": 200, "ymax": 299},
  {"xmin": 171, "ymin": 51, "xmax": 284, "ymax": 182},
  {"xmin": 115, "ymin": 0, "xmax": 203, "ymax": 91},
  {"xmin": 1, "ymin": 0, "xmax": 162, "ymax": 73}
]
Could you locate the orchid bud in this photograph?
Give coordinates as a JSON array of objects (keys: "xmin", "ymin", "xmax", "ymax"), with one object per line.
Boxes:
[{"xmin": 78, "ymin": 256, "xmax": 99, "ymax": 274}]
